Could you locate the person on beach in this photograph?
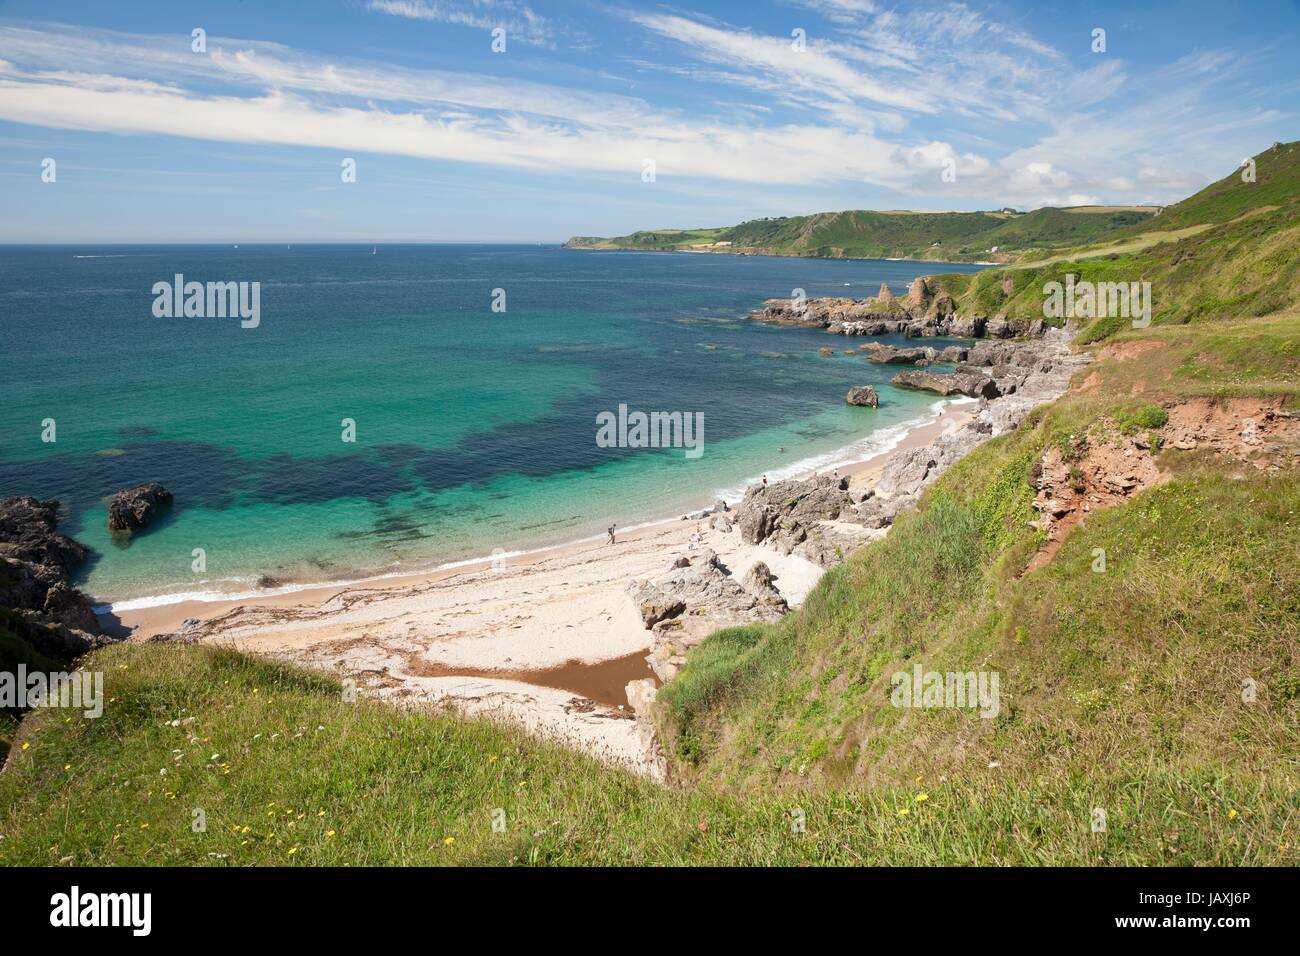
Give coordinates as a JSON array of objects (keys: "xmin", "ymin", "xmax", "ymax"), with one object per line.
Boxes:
[
  {"xmin": 762, "ymin": 474, "xmax": 768, "ymax": 488},
  {"xmin": 607, "ymin": 523, "xmax": 616, "ymax": 544}
]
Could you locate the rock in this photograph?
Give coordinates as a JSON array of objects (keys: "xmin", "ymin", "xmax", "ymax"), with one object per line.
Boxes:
[
  {"xmin": 735, "ymin": 475, "xmax": 854, "ymax": 546},
  {"xmin": 818, "ymin": 347, "xmax": 834, "ymax": 357},
  {"xmin": 625, "ymin": 678, "xmax": 658, "ymax": 716},
  {"xmin": 906, "ymin": 276, "xmax": 931, "ymax": 307},
  {"xmin": 627, "ymin": 548, "xmax": 786, "ymax": 664},
  {"xmin": 0, "ymin": 496, "xmax": 102, "ymax": 644},
  {"xmin": 41, "ymin": 581, "xmax": 100, "ymax": 633},
  {"xmin": 846, "ymin": 385, "xmax": 880, "ymax": 407},
  {"xmin": 876, "ymin": 282, "xmax": 894, "ymax": 303},
  {"xmin": 106, "ymin": 483, "xmax": 173, "ymax": 534},
  {"xmin": 877, "ymin": 447, "xmax": 939, "ymax": 498},
  {"xmin": 741, "ymin": 561, "xmax": 788, "ymax": 611},
  {"xmin": 0, "ymin": 497, "xmax": 88, "ymax": 572},
  {"xmin": 629, "ymin": 581, "xmax": 686, "ymax": 628},
  {"xmin": 5, "ymin": 609, "xmax": 108, "ymax": 661},
  {"xmin": 867, "ymin": 345, "xmax": 934, "ymax": 365},
  {"xmin": 713, "ymin": 499, "xmax": 729, "ymax": 513},
  {"xmin": 949, "ymin": 314, "xmax": 986, "ymax": 337},
  {"xmin": 891, "ymin": 369, "xmax": 1000, "ymax": 399}
]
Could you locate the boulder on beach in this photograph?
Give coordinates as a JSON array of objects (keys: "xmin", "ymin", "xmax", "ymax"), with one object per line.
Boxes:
[
  {"xmin": 845, "ymin": 385, "xmax": 880, "ymax": 407},
  {"xmin": 106, "ymin": 482, "xmax": 173, "ymax": 534},
  {"xmin": 891, "ymin": 369, "xmax": 1000, "ymax": 399},
  {"xmin": 742, "ymin": 561, "xmax": 788, "ymax": 611}
]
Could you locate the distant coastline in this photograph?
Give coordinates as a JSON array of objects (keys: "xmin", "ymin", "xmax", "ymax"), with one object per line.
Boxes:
[{"xmin": 562, "ymin": 242, "xmax": 1000, "ymax": 267}]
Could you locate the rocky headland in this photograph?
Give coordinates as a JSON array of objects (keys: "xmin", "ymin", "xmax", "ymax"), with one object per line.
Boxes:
[{"xmin": 747, "ymin": 276, "xmax": 1044, "ymax": 340}]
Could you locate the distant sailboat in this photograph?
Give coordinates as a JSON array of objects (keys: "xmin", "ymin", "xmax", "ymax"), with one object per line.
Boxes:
[{"xmin": 372, "ymin": 246, "xmax": 377, "ymax": 255}]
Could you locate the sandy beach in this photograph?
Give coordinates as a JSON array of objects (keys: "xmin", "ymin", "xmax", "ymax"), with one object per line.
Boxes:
[{"xmin": 113, "ymin": 400, "xmax": 974, "ymax": 778}]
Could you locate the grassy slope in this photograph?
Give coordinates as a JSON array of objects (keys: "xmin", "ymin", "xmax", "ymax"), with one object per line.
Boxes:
[
  {"xmin": 929, "ymin": 188, "xmax": 1299, "ymax": 342},
  {"xmin": 2, "ymin": 147, "xmax": 1296, "ymax": 867},
  {"xmin": 566, "ymin": 207, "xmax": 1155, "ymax": 262},
  {"xmin": 1132, "ymin": 140, "xmax": 1299, "ymax": 234},
  {"xmin": 0, "ymin": 641, "xmax": 1288, "ymax": 865}
]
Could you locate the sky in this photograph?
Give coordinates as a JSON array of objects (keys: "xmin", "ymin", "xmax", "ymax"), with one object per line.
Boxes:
[{"xmin": 0, "ymin": 0, "xmax": 1296, "ymax": 242}]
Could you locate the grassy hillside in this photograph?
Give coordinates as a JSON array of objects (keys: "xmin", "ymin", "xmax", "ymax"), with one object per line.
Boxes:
[
  {"xmin": 566, "ymin": 206, "xmax": 1156, "ymax": 263},
  {"xmin": 930, "ymin": 178, "xmax": 1299, "ymax": 342},
  {"xmin": 1132, "ymin": 140, "xmax": 1299, "ymax": 234},
  {"xmin": 2, "ymin": 145, "xmax": 1296, "ymax": 867}
]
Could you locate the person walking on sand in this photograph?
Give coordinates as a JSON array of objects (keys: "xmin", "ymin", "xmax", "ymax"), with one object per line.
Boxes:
[
  {"xmin": 762, "ymin": 474, "xmax": 768, "ymax": 488},
  {"xmin": 607, "ymin": 523, "xmax": 616, "ymax": 545}
]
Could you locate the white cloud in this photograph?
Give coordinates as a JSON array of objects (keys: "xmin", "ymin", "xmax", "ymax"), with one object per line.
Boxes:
[
  {"xmin": 366, "ymin": 0, "xmax": 556, "ymax": 48},
  {"xmin": 0, "ymin": 10, "xmax": 1284, "ymax": 209}
]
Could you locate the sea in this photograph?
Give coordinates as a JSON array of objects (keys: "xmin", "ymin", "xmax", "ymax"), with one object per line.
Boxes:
[{"xmin": 0, "ymin": 244, "xmax": 986, "ymax": 608}]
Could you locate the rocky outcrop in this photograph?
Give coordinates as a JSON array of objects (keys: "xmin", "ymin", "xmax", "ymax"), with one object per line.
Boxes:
[
  {"xmin": 872, "ymin": 327, "xmax": 1091, "ymax": 511},
  {"xmin": 865, "ymin": 344, "xmax": 933, "ymax": 365},
  {"xmin": 0, "ymin": 496, "xmax": 88, "ymax": 573},
  {"xmin": 892, "ymin": 368, "xmax": 1001, "ymax": 399},
  {"xmin": 741, "ymin": 561, "xmax": 789, "ymax": 612},
  {"xmin": 846, "ymin": 385, "xmax": 880, "ymax": 407},
  {"xmin": 106, "ymin": 483, "xmax": 173, "ymax": 534},
  {"xmin": 628, "ymin": 549, "xmax": 791, "ymax": 680},
  {"xmin": 0, "ymin": 496, "xmax": 107, "ymax": 661},
  {"xmin": 746, "ymin": 290, "xmax": 1048, "ymax": 340},
  {"xmin": 732, "ymin": 474, "xmax": 879, "ymax": 567}
]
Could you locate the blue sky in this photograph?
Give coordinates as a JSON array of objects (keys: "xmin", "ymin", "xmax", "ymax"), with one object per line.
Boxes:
[{"xmin": 0, "ymin": 0, "xmax": 1296, "ymax": 242}]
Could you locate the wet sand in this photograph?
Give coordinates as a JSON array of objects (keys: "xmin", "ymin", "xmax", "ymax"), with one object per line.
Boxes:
[{"xmin": 406, "ymin": 650, "xmax": 658, "ymax": 711}]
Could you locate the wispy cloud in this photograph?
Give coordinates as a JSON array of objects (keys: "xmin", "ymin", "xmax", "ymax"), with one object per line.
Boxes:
[
  {"xmin": 0, "ymin": 6, "xmax": 1289, "ymax": 211},
  {"xmin": 367, "ymin": 0, "xmax": 557, "ymax": 48}
]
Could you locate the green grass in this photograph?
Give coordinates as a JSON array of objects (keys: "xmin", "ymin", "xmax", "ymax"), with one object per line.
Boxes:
[{"xmin": 0, "ymin": 643, "xmax": 1290, "ymax": 865}]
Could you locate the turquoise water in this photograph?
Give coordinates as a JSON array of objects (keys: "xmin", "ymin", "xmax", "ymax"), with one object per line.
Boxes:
[{"xmin": 0, "ymin": 245, "xmax": 985, "ymax": 605}]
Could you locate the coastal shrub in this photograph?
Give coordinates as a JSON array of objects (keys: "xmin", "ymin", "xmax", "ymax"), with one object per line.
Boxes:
[{"xmin": 1115, "ymin": 403, "xmax": 1169, "ymax": 434}]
